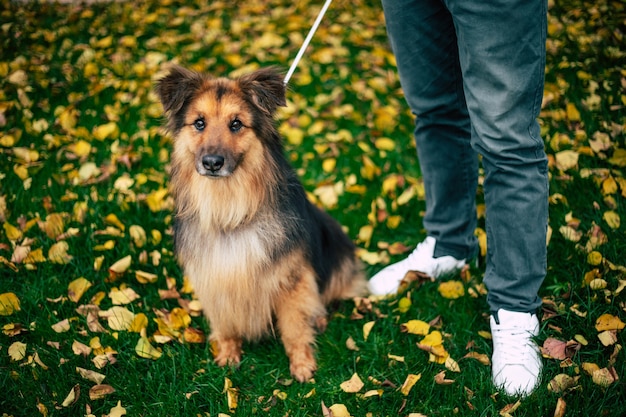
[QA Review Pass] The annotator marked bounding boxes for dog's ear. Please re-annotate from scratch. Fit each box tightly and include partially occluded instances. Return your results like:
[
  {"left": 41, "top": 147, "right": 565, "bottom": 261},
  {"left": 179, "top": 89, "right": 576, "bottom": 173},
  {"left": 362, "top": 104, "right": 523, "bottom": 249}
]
[
  {"left": 155, "top": 65, "right": 205, "bottom": 120},
  {"left": 238, "top": 68, "right": 287, "bottom": 116}
]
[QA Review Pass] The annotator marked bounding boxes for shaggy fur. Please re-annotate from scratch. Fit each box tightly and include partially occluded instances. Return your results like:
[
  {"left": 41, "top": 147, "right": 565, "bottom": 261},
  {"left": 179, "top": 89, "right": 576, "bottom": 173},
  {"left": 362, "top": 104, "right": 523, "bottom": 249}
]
[{"left": 155, "top": 65, "right": 368, "bottom": 382}]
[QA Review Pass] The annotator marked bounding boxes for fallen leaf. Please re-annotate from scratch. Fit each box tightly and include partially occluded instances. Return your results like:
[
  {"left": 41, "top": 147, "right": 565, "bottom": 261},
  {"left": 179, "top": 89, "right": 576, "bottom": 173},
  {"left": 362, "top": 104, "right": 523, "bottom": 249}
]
[
  {"left": 77, "top": 367, "right": 106, "bottom": 384},
  {"left": 547, "top": 374, "right": 580, "bottom": 393},
  {"left": 400, "top": 319, "right": 430, "bottom": 335},
  {"left": 106, "top": 401, "right": 126, "bottom": 417},
  {"left": 363, "top": 321, "right": 375, "bottom": 341},
  {"left": 340, "top": 373, "right": 364, "bottom": 393},
  {"left": 400, "top": 373, "right": 421, "bottom": 395},
  {"left": 438, "top": 280, "right": 465, "bottom": 299},
  {"left": 0, "top": 292, "right": 21, "bottom": 315},
  {"left": 100, "top": 306, "right": 134, "bottom": 331},
  {"left": 89, "top": 384, "right": 116, "bottom": 400},
  {"left": 463, "top": 351, "right": 491, "bottom": 366},
  {"left": 135, "top": 336, "right": 162, "bottom": 359},
  {"left": 51, "top": 318, "right": 71, "bottom": 333},
  {"left": 68, "top": 277, "right": 92, "bottom": 303},
  {"left": 595, "top": 314, "right": 625, "bottom": 331},
  {"left": 434, "top": 370, "right": 455, "bottom": 385},
  {"left": 61, "top": 384, "right": 80, "bottom": 407},
  {"left": 8, "top": 341, "right": 27, "bottom": 361}
]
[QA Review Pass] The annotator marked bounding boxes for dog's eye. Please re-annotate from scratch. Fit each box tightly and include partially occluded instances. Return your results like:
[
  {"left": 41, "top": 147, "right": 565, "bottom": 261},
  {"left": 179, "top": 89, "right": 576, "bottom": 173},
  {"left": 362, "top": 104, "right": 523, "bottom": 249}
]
[
  {"left": 229, "top": 119, "right": 243, "bottom": 132},
  {"left": 193, "top": 119, "right": 205, "bottom": 131}
]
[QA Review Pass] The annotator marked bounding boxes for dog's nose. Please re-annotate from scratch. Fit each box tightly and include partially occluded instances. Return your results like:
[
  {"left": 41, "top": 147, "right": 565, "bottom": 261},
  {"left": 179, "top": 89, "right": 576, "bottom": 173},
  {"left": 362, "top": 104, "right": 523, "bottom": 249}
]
[{"left": 202, "top": 154, "right": 225, "bottom": 173}]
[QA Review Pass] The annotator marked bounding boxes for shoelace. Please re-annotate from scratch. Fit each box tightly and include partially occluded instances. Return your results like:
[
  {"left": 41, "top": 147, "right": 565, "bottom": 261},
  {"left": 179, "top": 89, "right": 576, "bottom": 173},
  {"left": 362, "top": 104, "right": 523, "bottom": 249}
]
[{"left": 493, "top": 325, "right": 537, "bottom": 366}]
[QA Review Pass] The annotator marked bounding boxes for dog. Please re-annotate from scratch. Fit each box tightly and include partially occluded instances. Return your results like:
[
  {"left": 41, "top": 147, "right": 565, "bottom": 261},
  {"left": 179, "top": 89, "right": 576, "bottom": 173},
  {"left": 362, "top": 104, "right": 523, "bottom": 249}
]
[{"left": 155, "top": 65, "right": 368, "bottom": 382}]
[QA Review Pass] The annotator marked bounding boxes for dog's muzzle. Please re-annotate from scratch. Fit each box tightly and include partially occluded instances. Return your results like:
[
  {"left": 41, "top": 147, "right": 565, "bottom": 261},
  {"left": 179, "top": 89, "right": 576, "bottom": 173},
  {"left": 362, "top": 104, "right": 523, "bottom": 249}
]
[{"left": 196, "top": 153, "right": 232, "bottom": 177}]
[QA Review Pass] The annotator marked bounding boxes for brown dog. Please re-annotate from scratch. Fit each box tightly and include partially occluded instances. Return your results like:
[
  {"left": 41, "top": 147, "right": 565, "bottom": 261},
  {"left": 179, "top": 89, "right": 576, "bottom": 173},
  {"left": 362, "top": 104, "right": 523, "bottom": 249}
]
[{"left": 155, "top": 66, "right": 367, "bottom": 382}]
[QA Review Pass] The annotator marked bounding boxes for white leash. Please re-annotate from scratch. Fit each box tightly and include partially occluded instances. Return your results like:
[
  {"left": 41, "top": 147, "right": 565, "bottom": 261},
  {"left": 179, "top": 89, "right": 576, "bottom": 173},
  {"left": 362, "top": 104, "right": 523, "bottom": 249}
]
[{"left": 283, "top": 0, "right": 333, "bottom": 86}]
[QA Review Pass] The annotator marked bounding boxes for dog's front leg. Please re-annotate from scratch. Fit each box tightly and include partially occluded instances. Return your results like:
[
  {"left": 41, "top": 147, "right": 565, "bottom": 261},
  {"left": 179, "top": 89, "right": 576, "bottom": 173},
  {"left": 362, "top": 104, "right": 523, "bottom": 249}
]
[
  {"left": 211, "top": 332, "right": 243, "bottom": 367},
  {"left": 275, "top": 270, "right": 326, "bottom": 383}
]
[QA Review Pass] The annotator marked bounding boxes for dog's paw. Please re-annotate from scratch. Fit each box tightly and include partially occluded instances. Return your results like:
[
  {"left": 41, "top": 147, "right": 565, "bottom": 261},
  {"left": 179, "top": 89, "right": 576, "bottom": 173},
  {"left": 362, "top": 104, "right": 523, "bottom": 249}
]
[
  {"left": 290, "top": 360, "right": 317, "bottom": 383},
  {"left": 212, "top": 338, "right": 242, "bottom": 367}
]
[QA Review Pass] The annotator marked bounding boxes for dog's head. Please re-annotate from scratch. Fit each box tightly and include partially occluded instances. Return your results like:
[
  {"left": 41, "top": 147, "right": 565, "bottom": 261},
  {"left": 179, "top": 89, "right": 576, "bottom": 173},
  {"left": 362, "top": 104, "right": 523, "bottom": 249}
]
[{"left": 155, "top": 66, "right": 286, "bottom": 178}]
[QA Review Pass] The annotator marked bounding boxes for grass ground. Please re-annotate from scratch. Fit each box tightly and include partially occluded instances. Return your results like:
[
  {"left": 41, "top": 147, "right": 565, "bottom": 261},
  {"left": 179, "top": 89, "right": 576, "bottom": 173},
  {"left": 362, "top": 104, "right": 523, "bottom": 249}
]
[{"left": 1, "top": 0, "right": 625, "bottom": 416}]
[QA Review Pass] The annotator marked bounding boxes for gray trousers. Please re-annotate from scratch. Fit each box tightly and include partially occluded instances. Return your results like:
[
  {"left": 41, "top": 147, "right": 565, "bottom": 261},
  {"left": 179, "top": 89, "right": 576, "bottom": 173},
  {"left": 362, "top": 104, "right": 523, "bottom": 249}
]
[{"left": 382, "top": 0, "right": 549, "bottom": 313}]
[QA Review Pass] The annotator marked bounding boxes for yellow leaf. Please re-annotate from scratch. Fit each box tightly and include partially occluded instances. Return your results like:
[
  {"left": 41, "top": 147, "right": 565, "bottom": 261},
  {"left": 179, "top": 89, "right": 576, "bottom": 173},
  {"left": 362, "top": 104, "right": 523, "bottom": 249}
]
[
  {"left": 400, "top": 373, "right": 421, "bottom": 396},
  {"left": 400, "top": 319, "right": 430, "bottom": 336},
  {"left": 340, "top": 373, "right": 364, "bottom": 393},
  {"left": 438, "top": 280, "right": 465, "bottom": 299},
  {"left": 0, "top": 292, "right": 21, "bottom": 315},
  {"left": 107, "top": 401, "right": 127, "bottom": 417},
  {"left": 100, "top": 306, "right": 134, "bottom": 331},
  {"left": 322, "top": 158, "right": 336, "bottom": 173},
  {"left": 145, "top": 188, "right": 170, "bottom": 212},
  {"left": 135, "top": 270, "right": 158, "bottom": 284},
  {"left": 61, "top": 384, "right": 80, "bottom": 408},
  {"left": 67, "top": 139, "right": 92, "bottom": 158},
  {"left": 444, "top": 356, "right": 461, "bottom": 373},
  {"left": 603, "top": 211, "right": 620, "bottom": 230},
  {"left": 129, "top": 225, "right": 146, "bottom": 247},
  {"left": 374, "top": 137, "right": 396, "bottom": 151},
  {"left": 109, "top": 255, "right": 132, "bottom": 276},
  {"left": 357, "top": 225, "right": 373, "bottom": 247},
  {"left": 608, "top": 148, "right": 626, "bottom": 167},
  {"left": 602, "top": 177, "right": 618, "bottom": 195},
  {"left": 76, "top": 367, "right": 106, "bottom": 384},
  {"left": 547, "top": 374, "right": 580, "bottom": 393},
  {"left": 48, "top": 241, "right": 73, "bottom": 264},
  {"left": 8, "top": 341, "right": 27, "bottom": 361},
  {"left": 93, "top": 122, "right": 119, "bottom": 141},
  {"left": 3, "top": 222, "right": 23, "bottom": 241},
  {"left": 128, "top": 313, "right": 148, "bottom": 333},
  {"left": 595, "top": 314, "right": 625, "bottom": 331},
  {"left": 109, "top": 286, "right": 140, "bottom": 305},
  {"left": 363, "top": 321, "right": 375, "bottom": 341},
  {"left": 327, "top": 404, "right": 351, "bottom": 417},
  {"left": 555, "top": 150, "right": 579, "bottom": 171},
  {"left": 105, "top": 213, "right": 125, "bottom": 231},
  {"left": 135, "top": 336, "right": 162, "bottom": 359},
  {"left": 597, "top": 330, "right": 618, "bottom": 346},
  {"left": 397, "top": 297, "right": 411, "bottom": 313},
  {"left": 566, "top": 102, "right": 581, "bottom": 121},
  {"left": 68, "top": 277, "right": 92, "bottom": 303},
  {"left": 51, "top": 318, "right": 71, "bottom": 333},
  {"left": 587, "top": 251, "right": 603, "bottom": 266}
]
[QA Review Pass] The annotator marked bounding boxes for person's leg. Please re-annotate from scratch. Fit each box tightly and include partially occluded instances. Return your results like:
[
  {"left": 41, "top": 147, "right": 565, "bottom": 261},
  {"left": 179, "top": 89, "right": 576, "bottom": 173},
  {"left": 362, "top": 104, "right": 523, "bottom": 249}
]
[
  {"left": 448, "top": 0, "right": 549, "bottom": 314},
  {"left": 447, "top": 0, "right": 549, "bottom": 396},
  {"left": 381, "top": 0, "right": 478, "bottom": 259}
]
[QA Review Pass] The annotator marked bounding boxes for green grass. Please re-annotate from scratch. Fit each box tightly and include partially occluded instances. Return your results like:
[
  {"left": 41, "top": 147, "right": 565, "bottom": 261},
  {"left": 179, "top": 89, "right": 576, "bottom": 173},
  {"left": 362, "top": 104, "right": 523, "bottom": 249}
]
[{"left": 1, "top": 0, "right": 625, "bottom": 416}]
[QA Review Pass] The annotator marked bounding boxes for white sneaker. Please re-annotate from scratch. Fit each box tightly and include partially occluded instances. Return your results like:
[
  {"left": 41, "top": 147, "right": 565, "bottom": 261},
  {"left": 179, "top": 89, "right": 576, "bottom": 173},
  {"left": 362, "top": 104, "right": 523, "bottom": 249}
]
[
  {"left": 490, "top": 309, "right": 542, "bottom": 397},
  {"left": 368, "top": 236, "right": 466, "bottom": 295}
]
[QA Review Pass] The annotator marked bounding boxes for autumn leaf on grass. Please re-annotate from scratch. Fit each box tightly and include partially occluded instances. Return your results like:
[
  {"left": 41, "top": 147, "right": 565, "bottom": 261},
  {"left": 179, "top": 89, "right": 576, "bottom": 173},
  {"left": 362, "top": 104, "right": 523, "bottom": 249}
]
[
  {"left": 400, "top": 373, "right": 421, "bottom": 396},
  {"left": 322, "top": 402, "right": 352, "bottom": 417},
  {"left": 8, "top": 341, "right": 27, "bottom": 361},
  {"left": 77, "top": 367, "right": 106, "bottom": 384},
  {"left": 109, "top": 285, "right": 140, "bottom": 305},
  {"left": 106, "top": 401, "right": 127, "bottom": 417},
  {"left": 540, "top": 337, "right": 581, "bottom": 360},
  {"left": 340, "top": 373, "right": 364, "bottom": 393},
  {"left": 224, "top": 377, "right": 238, "bottom": 412},
  {"left": 99, "top": 306, "right": 134, "bottom": 331},
  {"left": 68, "top": 277, "right": 92, "bottom": 303},
  {"left": 417, "top": 331, "right": 449, "bottom": 364},
  {"left": 438, "top": 280, "right": 465, "bottom": 299},
  {"left": 400, "top": 319, "right": 430, "bottom": 336},
  {"left": 108, "top": 255, "right": 132, "bottom": 281},
  {"left": 89, "top": 384, "right": 116, "bottom": 400},
  {"left": 0, "top": 292, "right": 21, "bottom": 315},
  {"left": 547, "top": 374, "right": 580, "bottom": 393},
  {"left": 62, "top": 384, "right": 80, "bottom": 408},
  {"left": 595, "top": 314, "right": 625, "bottom": 331},
  {"left": 48, "top": 241, "right": 73, "bottom": 264},
  {"left": 135, "top": 335, "right": 162, "bottom": 359}
]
